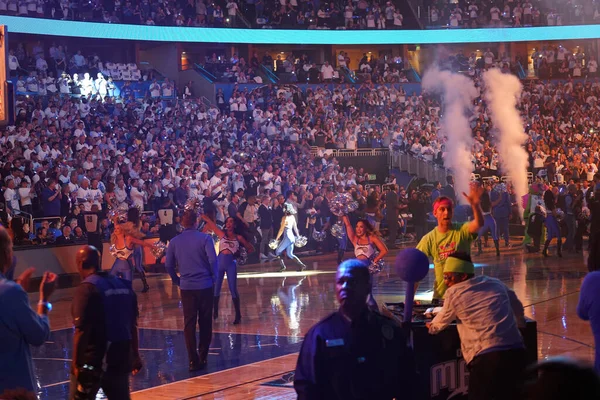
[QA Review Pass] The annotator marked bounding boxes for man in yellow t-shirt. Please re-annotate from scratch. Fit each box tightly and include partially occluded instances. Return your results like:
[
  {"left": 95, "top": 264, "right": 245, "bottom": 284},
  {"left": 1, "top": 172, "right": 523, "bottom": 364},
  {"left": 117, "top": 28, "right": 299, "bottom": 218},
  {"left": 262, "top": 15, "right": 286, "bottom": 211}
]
[{"left": 416, "top": 184, "right": 484, "bottom": 300}]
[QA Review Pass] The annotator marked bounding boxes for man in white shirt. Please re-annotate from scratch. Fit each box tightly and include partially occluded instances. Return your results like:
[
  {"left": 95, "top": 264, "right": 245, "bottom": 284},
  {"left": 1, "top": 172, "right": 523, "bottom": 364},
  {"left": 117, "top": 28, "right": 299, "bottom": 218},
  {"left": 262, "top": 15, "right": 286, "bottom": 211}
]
[
  {"left": 3, "top": 179, "right": 19, "bottom": 213},
  {"left": 35, "top": 55, "right": 48, "bottom": 74},
  {"left": 428, "top": 253, "right": 526, "bottom": 400},
  {"left": 8, "top": 50, "right": 20, "bottom": 77},
  {"left": 320, "top": 61, "right": 334, "bottom": 82},
  {"left": 77, "top": 178, "right": 93, "bottom": 212},
  {"left": 149, "top": 80, "right": 161, "bottom": 98},
  {"left": 162, "top": 79, "right": 174, "bottom": 97}
]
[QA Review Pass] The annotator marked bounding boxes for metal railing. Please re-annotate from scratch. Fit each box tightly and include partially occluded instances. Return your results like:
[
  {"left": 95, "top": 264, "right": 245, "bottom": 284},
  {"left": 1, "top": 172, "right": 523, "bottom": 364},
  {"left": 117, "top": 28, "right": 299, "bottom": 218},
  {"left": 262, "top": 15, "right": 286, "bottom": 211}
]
[
  {"left": 235, "top": 10, "right": 252, "bottom": 28},
  {"left": 389, "top": 151, "right": 449, "bottom": 184},
  {"left": 309, "top": 148, "right": 389, "bottom": 157}
]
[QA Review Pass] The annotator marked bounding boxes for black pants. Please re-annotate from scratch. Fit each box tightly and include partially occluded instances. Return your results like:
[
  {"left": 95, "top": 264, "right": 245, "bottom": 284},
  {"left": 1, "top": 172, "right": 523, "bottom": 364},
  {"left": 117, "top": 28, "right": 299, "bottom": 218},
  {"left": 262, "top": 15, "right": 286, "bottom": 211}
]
[
  {"left": 468, "top": 348, "right": 527, "bottom": 400},
  {"left": 181, "top": 287, "right": 214, "bottom": 364},
  {"left": 69, "top": 372, "right": 130, "bottom": 400}
]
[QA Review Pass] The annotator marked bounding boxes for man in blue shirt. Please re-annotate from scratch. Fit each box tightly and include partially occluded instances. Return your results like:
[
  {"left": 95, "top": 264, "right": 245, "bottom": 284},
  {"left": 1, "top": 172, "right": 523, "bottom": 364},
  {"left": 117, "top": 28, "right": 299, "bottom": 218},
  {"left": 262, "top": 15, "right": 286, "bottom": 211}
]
[
  {"left": 0, "top": 226, "right": 57, "bottom": 395},
  {"left": 577, "top": 271, "right": 600, "bottom": 372},
  {"left": 166, "top": 210, "right": 218, "bottom": 371},
  {"left": 41, "top": 178, "right": 62, "bottom": 217}
]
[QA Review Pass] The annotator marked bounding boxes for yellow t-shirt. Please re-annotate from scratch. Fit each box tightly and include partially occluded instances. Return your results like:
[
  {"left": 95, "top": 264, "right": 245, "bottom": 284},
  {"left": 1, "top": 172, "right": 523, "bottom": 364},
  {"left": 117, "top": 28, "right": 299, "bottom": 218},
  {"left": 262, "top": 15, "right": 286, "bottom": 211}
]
[
  {"left": 417, "top": 223, "right": 477, "bottom": 299},
  {"left": 417, "top": 223, "right": 476, "bottom": 268}
]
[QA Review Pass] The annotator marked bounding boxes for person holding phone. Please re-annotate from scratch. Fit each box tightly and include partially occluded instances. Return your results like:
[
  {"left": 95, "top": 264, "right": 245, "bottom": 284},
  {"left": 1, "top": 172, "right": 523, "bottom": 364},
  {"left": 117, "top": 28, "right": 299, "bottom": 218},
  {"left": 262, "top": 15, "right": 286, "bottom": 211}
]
[{"left": 0, "top": 226, "right": 57, "bottom": 394}]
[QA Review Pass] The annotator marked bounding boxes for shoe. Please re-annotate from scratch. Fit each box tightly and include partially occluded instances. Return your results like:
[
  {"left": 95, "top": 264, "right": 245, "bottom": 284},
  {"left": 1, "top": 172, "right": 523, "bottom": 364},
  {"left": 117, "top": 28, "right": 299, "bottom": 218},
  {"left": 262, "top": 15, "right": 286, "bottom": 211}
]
[
  {"left": 189, "top": 361, "right": 202, "bottom": 372},
  {"left": 268, "top": 253, "right": 277, "bottom": 259},
  {"left": 233, "top": 297, "right": 241, "bottom": 325},
  {"left": 260, "top": 254, "right": 269, "bottom": 261}
]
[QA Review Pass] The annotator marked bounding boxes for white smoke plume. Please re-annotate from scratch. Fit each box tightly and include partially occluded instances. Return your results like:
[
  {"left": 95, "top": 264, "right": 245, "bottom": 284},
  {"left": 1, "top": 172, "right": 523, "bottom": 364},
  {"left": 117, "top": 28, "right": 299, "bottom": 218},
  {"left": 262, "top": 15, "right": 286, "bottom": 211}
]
[
  {"left": 422, "top": 66, "right": 478, "bottom": 204},
  {"left": 483, "top": 69, "right": 529, "bottom": 219}
]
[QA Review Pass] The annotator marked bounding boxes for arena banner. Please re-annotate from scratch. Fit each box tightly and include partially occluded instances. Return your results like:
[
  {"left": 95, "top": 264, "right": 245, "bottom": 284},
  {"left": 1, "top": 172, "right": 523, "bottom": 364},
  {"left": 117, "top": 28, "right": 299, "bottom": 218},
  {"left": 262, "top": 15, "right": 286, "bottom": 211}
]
[{"left": 0, "top": 15, "right": 599, "bottom": 44}]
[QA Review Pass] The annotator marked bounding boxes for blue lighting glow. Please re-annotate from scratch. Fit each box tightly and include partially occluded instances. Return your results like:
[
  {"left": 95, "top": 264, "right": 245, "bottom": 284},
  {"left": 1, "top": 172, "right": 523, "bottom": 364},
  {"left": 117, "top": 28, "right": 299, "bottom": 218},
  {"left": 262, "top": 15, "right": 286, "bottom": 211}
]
[{"left": 0, "top": 16, "right": 599, "bottom": 44}]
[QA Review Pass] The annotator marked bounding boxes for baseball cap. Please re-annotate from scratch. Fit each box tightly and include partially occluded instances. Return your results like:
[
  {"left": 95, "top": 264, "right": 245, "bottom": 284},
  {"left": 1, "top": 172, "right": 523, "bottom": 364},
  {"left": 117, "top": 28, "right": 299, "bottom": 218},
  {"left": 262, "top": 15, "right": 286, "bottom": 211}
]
[{"left": 444, "top": 255, "right": 475, "bottom": 275}]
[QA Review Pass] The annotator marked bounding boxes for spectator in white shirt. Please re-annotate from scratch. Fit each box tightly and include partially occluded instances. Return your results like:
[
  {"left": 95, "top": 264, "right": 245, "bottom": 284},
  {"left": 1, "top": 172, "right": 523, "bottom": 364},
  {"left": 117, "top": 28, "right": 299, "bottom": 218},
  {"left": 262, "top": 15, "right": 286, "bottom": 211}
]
[
  {"left": 428, "top": 253, "right": 526, "bottom": 400},
  {"left": 3, "top": 179, "right": 19, "bottom": 213},
  {"left": 320, "top": 61, "right": 334, "bottom": 82},
  {"left": 8, "top": 50, "right": 20, "bottom": 77},
  {"left": 161, "top": 79, "right": 173, "bottom": 97}
]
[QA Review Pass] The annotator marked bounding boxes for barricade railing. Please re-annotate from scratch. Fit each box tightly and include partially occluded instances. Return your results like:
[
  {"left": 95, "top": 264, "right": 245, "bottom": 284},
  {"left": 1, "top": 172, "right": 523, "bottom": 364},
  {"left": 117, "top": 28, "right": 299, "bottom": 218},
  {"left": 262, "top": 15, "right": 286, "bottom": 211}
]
[
  {"left": 390, "top": 151, "right": 448, "bottom": 184},
  {"left": 309, "top": 148, "right": 389, "bottom": 157}
]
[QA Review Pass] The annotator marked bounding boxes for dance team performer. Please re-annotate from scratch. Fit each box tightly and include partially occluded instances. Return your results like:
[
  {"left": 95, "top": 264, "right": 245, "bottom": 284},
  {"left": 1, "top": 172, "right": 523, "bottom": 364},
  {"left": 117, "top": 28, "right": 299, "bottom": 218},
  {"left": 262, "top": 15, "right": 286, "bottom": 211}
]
[
  {"left": 109, "top": 209, "right": 153, "bottom": 283},
  {"left": 342, "top": 215, "right": 388, "bottom": 311},
  {"left": 202, "top": 215, "right": 254, "bottom": 324},
  {"left": 275, "top": 203, "right": 308, "bottom": 272}
]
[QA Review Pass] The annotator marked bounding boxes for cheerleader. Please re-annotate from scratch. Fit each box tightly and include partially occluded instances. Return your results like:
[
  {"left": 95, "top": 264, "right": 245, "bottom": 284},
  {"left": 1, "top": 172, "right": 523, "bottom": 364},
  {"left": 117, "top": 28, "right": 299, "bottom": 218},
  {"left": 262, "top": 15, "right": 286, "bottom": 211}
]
[
  {"left": 127, "top": 207, "right": 151, "bottom": 292},
  {"left": 342, "top": 215, "right": 388, "bottom": 311},
  {"left": 275, "top": 203, "right": 307, "bottom": 272},
  {"left": 110, "top": 210, "right": 153, "bottom": 285},
  {"left": 202, "top": 215, "right": 254, "bottom": 324}
]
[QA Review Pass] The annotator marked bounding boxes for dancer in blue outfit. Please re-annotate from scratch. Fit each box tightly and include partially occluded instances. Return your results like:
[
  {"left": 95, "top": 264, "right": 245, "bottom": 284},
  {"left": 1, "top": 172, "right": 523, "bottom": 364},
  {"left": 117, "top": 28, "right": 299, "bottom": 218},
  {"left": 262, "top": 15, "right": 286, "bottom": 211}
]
[
  {"left": 110, "top": 211, "right": 152, "bottom": 282},
  {"left": 202, "top": 215, "right": 254, "bottom": 324},
  {"left": 342, "top": 215, "right": 388, "bottom": 311},
  {"left": 275, "top": 203, "right": 308, "bottom": 272},
  {"left": 127, "top": 207, "right": 150, "bottom": 292}
]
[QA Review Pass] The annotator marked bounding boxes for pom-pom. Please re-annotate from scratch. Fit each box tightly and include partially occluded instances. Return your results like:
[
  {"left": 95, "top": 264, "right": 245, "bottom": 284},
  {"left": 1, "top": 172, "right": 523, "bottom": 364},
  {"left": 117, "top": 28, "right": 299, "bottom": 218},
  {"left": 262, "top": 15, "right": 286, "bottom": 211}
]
[
  {"left": 151, "top": 241, "right": 167, "bottom": 259},
  {"left": 330, "top": 222, "right": 345, "bottom": 239},
  {"left": 312, "top": 230, "right": 327, "bottom": 242},
  {"left": 368, "top": 259, "right": 385, "bottom": 274},
  {"left": 294, "top": 236, "right": 308, "bottom": 247},
  {"left": 237, "top": 247, "right": 248, "bottom": 265},
  {"left": 269, "top": 239, "right": 280, "bottom": 250}
]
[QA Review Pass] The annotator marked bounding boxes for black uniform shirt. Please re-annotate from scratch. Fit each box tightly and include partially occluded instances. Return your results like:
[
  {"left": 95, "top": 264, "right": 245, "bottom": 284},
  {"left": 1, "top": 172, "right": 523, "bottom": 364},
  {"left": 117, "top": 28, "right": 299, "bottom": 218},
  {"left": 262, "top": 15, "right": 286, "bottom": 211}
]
[
  {"left": 294, "top": 309, "right": 415, "bottom": 400},
  {"left": 71, "top": 272, "right": 138, "bottom": 375}
]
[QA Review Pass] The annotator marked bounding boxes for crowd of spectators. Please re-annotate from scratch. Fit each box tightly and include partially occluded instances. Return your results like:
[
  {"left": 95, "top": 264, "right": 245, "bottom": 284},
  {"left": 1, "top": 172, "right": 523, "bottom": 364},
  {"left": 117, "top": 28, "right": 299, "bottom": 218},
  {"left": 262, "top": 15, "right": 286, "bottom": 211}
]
[
  {"left": 426, "top": 0, "right": 600, "bottom": 28},
  {"left": 0, "top": 0, "right": 407, "bottom": 29},
  {"left": 2, "top": 41, "right": 600, "bottom": 255},
  {"left": 3, "top": 0, "right": 599, "bottom": 29},
  {"left": 204, "top": 50, "right": 409, "bottom": 84},
  {"left": 8, "top": 42, "right": 170, "bottom": 98}
]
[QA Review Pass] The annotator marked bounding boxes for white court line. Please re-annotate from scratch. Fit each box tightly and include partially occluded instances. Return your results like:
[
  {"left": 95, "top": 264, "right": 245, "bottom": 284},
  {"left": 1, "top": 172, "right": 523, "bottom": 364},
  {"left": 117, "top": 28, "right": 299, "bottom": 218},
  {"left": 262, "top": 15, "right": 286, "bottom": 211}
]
[
  {"left": 41, "top": 380, "right": 70, "bottom": 388},
  {"left": 131, "top": 352, "right": 298, "bottom": 394},
  {"left": 140, "top": 326, "right": 305, "bottom": 339},
  {"left": 33, "top": 357, "right": 72, "bottom": 362},
  {"left": 248, "top": 343, "right": 278, "bottom": 348},
  {"left": 139, "top": 348, "right": 163, "bottom": 351}
]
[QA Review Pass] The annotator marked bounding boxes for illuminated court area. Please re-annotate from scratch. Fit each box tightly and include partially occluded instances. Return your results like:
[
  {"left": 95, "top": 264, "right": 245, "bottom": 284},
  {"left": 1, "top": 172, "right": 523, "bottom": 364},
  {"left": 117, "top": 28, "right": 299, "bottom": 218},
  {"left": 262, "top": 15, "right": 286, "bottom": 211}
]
[{"left": 31, "top": 240, "right": 594, "bottom": 399}]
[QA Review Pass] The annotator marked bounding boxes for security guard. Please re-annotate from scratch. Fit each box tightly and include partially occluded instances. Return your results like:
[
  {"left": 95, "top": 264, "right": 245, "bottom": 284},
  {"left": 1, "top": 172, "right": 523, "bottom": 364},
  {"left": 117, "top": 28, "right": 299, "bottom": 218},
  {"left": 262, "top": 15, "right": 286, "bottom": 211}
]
[
  {"left": 294, "top": 259, "right": 416, "bottom": 400},
  {"left": 70, "top": 246, "right": 142, "bottom": 400}
]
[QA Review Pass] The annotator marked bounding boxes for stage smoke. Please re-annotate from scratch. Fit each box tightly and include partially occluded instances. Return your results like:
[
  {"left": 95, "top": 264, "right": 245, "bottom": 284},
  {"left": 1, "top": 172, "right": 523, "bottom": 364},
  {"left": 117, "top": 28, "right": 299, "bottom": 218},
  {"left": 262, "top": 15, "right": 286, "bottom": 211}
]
[
  {"left": 483, "top": 69, "right": 529, "bottom": 219},
  {"left": 422, "top": 67, "right": 478, "bottom": 204}
]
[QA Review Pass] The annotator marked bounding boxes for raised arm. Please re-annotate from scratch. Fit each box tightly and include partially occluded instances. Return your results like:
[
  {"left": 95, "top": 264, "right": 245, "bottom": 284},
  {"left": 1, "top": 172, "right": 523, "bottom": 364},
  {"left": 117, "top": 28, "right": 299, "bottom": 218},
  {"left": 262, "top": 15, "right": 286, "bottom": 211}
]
[
  {"left": 463, "top": 184, "right": 484, "bottom": 234},
  {"left": 201, "top": 214, "right": 225, "bottom": 239},
  {"left": 342, "top": 215, "right": 357, "bottom": 245}
]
